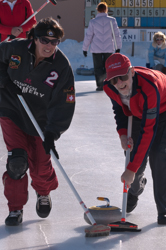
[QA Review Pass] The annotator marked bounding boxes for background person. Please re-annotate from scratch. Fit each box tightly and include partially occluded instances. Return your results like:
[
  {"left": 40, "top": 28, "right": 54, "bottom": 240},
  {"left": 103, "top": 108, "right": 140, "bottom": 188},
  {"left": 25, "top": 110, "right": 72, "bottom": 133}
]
[
  {"left": 103, "top": 53, "right": 166, "bottom": 225},
  {"left": 0, "top": 0, "right": 36, "bottom": 42},
  {"left": 0, "top": 17, "right": 75, "bottom": 226},
  {"left": 146, "top": 31, "right": 166, "bottom": 73},
  {"left": 82, "top": 2, "right": 122, "bottom": 91}
]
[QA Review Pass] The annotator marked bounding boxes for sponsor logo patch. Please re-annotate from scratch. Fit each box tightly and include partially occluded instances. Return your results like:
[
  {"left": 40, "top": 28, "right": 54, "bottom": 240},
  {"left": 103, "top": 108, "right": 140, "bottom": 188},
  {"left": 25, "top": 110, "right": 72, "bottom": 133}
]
[
  {"left": 24, "top": 78, "right": 32, "bottom": 84},
  {"left": 108, "top": 62, "right": 121, "bottom": 69},
  {"left": 64, "top": 86, "right": 75, "bottom": 103},
  {"left": 64, "top": 86, "right": 75, "bottom": 93},
  {"left": 9, "top": 55, "right": 21, "bottom": 69},
  {"left": 47, "top": 30, "right": 55, "bottom": 37},
  {"left": 66, "top": 94, "right": 75, "bottom": 103}
]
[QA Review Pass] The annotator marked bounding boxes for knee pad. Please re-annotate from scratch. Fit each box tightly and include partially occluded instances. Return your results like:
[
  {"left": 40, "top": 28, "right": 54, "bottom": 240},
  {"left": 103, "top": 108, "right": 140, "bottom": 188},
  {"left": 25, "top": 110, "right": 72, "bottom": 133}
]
[{"left": 6, "top": 148, "right": 28, "bottom": 180}]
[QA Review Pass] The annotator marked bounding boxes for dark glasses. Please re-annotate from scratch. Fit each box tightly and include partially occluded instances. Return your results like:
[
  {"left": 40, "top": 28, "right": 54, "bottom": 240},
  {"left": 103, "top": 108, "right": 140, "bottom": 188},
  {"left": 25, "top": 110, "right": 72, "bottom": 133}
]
[
  {"left": 156, "top": 38, "right": 163, "bottom": 41},
  {"left": 38, "top": 36, "right": 60, "bottom": 46},
  {"left": 110, "top": 69, "right": 130, "bottom": 85}
]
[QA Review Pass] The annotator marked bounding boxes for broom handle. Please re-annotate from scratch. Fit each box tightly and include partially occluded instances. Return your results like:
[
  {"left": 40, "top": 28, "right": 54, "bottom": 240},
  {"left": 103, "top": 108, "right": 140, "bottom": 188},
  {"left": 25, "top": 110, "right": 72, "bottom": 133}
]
[
  {"left": 110, "top": 21, "right": 117, "bottom": 51},
  {"left": 17, "top": 95, "right": 96, "bottom": 225},
  {"left": 121, "top": 116, "right": 133, "bottom": 221}
]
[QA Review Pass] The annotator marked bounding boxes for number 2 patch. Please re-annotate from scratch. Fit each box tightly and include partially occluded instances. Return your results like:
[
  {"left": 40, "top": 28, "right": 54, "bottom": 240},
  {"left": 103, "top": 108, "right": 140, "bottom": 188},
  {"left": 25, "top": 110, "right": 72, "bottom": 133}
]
[{"left": 44, "top": 71, "right": 58, "bottom": 87}]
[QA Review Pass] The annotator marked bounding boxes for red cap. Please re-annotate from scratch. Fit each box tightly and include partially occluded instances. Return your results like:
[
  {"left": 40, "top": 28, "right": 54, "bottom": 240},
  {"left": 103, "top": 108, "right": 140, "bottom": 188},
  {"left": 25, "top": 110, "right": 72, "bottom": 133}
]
[{"left": 105, "top": 53, "right": 131, "bottom": 81}]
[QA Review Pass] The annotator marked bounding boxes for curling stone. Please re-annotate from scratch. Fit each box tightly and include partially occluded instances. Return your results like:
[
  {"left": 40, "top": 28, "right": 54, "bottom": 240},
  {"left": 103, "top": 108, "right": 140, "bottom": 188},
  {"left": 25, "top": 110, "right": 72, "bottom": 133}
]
[
  {"left": 76, "top": 66, "right": 94, "bottom": 76},
  {"left": 84, "top": 197, "right": 121, "bottom": 226}
]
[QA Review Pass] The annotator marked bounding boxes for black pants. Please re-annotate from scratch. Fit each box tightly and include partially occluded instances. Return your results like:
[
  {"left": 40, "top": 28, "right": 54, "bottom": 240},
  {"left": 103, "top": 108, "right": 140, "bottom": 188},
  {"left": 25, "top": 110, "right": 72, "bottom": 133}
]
[
  {"left": 92, "top": 53, "right": 112, "bottom": 87},
  {"left": 128, "top": 117, "right": 147, "bottom": 197},
  {"left": 129, "top": 113, "right": 166, "bottom": 215}
]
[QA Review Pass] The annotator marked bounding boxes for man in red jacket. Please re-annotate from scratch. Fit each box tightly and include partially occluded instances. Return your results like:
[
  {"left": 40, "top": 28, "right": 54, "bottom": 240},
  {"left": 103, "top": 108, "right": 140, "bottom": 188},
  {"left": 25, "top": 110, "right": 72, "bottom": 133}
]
[
  {"left": 103, "top": 53, "right": 166, "bottom": 224},
  {"left": 0, "top": 0, "right": 36, "bottom": 42}
]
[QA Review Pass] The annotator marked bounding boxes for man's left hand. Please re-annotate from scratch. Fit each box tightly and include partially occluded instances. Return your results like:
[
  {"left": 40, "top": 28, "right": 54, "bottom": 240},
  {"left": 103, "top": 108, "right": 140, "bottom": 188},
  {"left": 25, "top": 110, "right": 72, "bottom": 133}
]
[{"left": 121, "top": 169, "right": 135, "bottom": 188}]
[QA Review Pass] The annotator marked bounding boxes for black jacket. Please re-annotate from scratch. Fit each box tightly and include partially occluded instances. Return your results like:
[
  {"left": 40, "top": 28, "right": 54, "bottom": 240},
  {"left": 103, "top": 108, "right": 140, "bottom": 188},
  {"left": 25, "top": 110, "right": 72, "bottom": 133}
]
[{"left": 0, "top": 38, "right": 75, "bottom": 139}]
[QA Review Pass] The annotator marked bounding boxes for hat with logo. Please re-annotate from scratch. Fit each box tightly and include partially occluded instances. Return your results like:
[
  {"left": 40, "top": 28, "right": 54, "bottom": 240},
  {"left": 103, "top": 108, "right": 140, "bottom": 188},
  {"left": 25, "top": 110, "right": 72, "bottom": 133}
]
[
  {"left": 105, "top": 53, "right": 131, "bottom": 81},
  {"left": 34, "top": 28, "right": 57, "bottom": 38}
]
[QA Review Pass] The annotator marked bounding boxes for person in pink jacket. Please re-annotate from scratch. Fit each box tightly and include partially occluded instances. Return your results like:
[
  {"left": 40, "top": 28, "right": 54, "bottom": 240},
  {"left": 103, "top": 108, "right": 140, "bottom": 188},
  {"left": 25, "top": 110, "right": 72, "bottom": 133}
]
[
  {"left": 82, "top": 2, "right": 122, "bottom": 91},
  {"left": 0, "top": 0, "right": 36, "bottom": 42}
]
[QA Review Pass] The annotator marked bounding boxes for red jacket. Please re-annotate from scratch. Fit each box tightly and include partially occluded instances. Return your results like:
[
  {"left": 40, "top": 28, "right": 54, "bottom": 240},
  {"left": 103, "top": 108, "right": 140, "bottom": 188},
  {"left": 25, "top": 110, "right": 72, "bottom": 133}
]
[
  {"left": 103, "top": 67, "right": 166, "bottom": 172},
  {"left": 0, "top": 0, "right": 36, "bottom": 41}
]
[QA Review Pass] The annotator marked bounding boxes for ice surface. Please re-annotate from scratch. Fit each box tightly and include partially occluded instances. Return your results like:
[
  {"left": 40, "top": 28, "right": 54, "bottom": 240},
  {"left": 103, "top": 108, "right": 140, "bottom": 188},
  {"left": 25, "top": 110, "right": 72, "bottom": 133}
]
[{"left": 0, "top": 40, "right": 165, "bottom": 250}]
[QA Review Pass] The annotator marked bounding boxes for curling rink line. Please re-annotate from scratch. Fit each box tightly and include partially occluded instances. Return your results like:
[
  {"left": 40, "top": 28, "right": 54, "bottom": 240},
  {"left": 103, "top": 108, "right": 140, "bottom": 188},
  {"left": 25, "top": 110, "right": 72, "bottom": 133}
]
[
  {"left": 39, "top": 224, "right": 50, "bottom": 247},
  {"left": 0, "top": 154, "right": 7, "bottom": 162},
  {"left": 74, "top": 144, "right": 94, "bottom": 152},
  {"left": 70, "top": 169, "right": 92, "bottom": 184}
]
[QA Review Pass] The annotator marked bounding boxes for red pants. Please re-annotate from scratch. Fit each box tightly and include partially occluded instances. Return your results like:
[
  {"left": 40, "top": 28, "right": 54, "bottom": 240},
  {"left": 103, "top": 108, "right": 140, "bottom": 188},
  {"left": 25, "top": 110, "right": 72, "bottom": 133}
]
[{"left": 0, "top": 117, "right": 58, "bottom": 211}]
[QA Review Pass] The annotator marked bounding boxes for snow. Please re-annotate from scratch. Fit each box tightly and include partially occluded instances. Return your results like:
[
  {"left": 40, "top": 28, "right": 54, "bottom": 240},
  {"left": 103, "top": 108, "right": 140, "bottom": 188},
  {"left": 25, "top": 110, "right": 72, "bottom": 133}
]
[{"left": 58, "top": 39, "right": 151, "bottom": 73}]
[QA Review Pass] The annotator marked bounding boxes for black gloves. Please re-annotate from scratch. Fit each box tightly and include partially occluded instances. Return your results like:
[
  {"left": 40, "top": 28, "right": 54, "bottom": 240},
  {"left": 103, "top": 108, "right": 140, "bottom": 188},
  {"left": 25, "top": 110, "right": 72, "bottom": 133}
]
[
  {"left": 115, "top": 49, "right": 120, "bottom": 53},
  {"left": 5, "top": 80, "right": 22, "bottom": 95},
  {"left": 9, "top": 35, "right": 16, "bottom": 40},
  {"left": 83, "top": 51, "right": 87, "bottom": 57},
  {"left": 162, "top": 67, "right": 166, "bottom": 74},
  {"left": 43, "top": 131, "right": 59, "bottom": 159},
  {"left": 146, "top": 63, "right": 151, "bottom": 69}
]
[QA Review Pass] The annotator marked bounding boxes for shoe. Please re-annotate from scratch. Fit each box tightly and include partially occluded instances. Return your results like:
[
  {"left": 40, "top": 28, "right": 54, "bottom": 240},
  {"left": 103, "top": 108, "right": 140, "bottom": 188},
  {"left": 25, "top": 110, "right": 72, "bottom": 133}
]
[
  {"left": 127, "top": 177, "right": 147, "bottom": 213},
  {"left": 126, "top": 193, "right": 138, "bottom": 213},
  {"left": 96, "top": 86, "right": 103, "bottom": 91},
  {"left": 5, "top": 210, "right": 23, "bottom": 226},
  {"left": 36, "top": 192, "right": 52, "bottom": 218},
  {"left": 158, "top": 214, "right": 166, "bottom": 225},
  {"left": 137, "top": 177, "right": 147, "bottom": 196}
]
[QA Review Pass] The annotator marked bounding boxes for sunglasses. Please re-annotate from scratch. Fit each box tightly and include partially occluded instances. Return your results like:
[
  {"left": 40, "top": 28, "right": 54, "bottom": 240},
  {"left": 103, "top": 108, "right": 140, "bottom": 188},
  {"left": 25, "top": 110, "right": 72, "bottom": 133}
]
[
  {"left": 38, "top": 36, "right": 60, "bottom": 46},
  {"left": 156, "top": 38, "right": 163, "bottom": 41},
  {"left": 110, "top": 68, "right": 130, "bottom": 85}
]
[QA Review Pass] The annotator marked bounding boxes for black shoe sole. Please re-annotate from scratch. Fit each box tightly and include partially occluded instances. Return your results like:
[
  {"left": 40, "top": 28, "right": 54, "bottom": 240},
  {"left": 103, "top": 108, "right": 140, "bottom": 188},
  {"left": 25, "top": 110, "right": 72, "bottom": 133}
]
[
  {"left": 5, "top": 217, "right": 22, "bottom": 226},
  {"left": 36, "top": 210, "right": 51, "bottom": 218},
  {"left": 36, "top": 202, "right": 52, "bottom": 218},
  {"left": 158, "top": 221, "right": 166, "bottom": 225},
  {"left": 127, "top": 204, "right": 137, "bottom": 213},
  {"left": 158, "top": 215, "right": 166, "bottom": 225}
]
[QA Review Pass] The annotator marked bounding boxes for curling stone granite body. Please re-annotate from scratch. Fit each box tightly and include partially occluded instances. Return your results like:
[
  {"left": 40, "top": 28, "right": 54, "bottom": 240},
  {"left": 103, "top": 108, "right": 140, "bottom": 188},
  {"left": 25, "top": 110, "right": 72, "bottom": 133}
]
[
  {"left": 84, "top": 205, "right": 121, "bottom": 225},
  {"left": 76, "top": 67, "right": 94, "bottom": 75}
]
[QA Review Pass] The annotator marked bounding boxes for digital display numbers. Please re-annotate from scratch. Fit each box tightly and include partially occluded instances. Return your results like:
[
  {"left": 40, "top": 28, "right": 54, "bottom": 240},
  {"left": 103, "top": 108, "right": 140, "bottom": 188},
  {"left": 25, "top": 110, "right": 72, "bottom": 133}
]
[{"left": 85, "top": 0, "right": 166, "bottom": 28}]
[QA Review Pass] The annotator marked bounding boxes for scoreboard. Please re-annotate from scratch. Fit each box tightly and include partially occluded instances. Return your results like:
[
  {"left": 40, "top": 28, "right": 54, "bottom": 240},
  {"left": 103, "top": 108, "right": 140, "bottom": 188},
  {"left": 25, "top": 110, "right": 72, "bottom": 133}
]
[{"left": 85, "top": 0, "right": 166, "bottom": 28}]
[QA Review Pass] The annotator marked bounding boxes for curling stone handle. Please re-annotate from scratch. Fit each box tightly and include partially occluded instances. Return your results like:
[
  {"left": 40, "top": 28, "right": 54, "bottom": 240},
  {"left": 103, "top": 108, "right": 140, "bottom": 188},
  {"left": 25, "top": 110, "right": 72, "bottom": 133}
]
[{"left": 97, "top": 197, "right": 110, "bottom": 207}]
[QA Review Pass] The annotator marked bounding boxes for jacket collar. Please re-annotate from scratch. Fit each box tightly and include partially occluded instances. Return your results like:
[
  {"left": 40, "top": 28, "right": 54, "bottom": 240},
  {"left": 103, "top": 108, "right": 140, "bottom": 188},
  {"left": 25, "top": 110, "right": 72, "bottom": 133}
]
[
  {"left": 3, "top": 0, "right": 17, "bottom": 10},
  {"left": 3, "top": 0, "right": 17, "bottom": 3},
  {"left": 152, "top": 41, "right": 166, "bottom": 49},
  {"left": 2, "top": 0, "right": 23, "bottom": 4},
  {"left": 96, "top": 13, "right": 108, "bottom": 18},
  {"left": 131, "top": 72, "right": 139, "bottom": 97}
]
